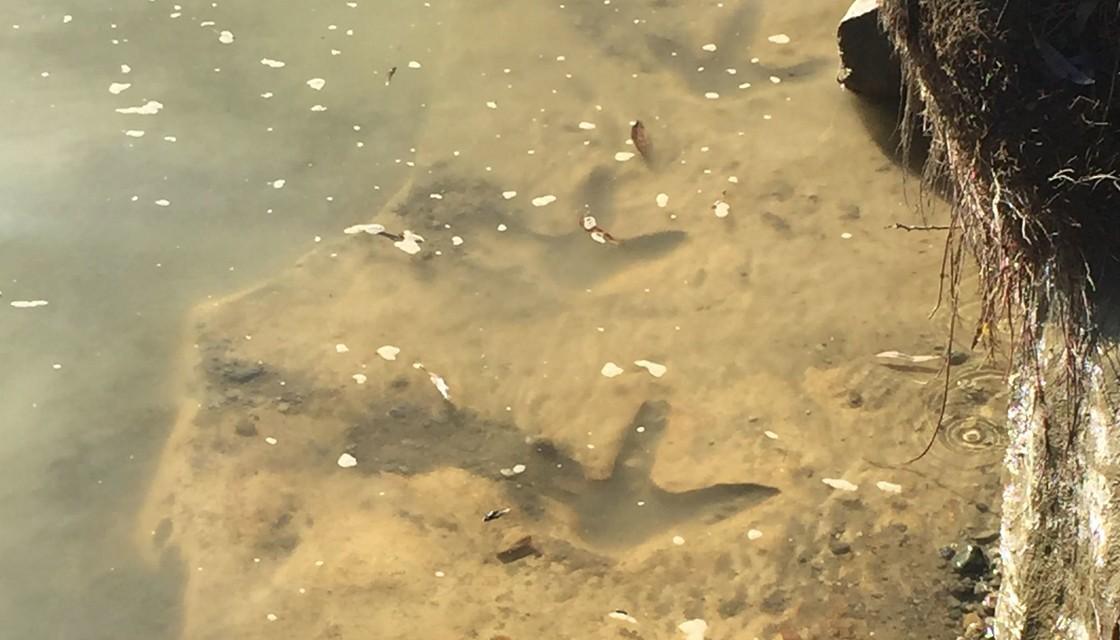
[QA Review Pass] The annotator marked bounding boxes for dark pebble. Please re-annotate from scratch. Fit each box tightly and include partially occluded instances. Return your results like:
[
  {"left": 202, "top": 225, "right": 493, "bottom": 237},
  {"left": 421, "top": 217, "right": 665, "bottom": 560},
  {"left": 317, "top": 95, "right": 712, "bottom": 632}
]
[
  {"left": 950, "top": 578, "right": 977, "bottom": 599},
  {"left": 829, "top": 541, "right": 852, "bottom": 556}
]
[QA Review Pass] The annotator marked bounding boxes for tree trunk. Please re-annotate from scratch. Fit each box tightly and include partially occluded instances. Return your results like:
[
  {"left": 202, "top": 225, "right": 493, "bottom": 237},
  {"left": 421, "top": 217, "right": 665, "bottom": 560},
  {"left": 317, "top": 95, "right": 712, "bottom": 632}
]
[
  {"left": 871, "top": 1, "right": 1120, "bottom": 637},
  {"left": 997, "top": 328, "right": 1120, "bottom": 639}
]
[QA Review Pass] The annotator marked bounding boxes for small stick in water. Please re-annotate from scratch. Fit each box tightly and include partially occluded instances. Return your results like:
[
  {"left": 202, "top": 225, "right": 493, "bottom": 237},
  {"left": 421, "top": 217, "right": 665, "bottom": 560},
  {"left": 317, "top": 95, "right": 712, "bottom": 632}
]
[
  {"left": 630, "top": 120, "right": 652, "bottom": 161},
  {"left": 386, "top": 66, "right": 398, "bottom": 86}
]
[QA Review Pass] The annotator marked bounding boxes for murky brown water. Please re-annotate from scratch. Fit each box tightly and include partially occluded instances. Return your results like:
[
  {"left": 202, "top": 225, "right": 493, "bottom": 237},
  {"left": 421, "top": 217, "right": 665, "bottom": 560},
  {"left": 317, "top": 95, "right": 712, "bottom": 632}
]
[{"left": 1, "top": 1, "right": 1005, "bottom": 639}]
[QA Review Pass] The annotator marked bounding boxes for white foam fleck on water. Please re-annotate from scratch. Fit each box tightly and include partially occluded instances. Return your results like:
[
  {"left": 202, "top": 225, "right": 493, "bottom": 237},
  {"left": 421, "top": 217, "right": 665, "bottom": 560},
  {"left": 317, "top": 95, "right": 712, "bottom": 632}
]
[
  {"left": 747, "top": 529, "right": 763, "bottom": 540},
  {"left": 634, "top": 360, "right": 667, "bottom": 378},
  {"left": 713, "top": 200, "right": 731, "bottom": 218},
  {"left": 764, "top": 430, "right": 779, "bottom": 440},
  {"left": 738, "top": 82, "right": 752, "bottom": 89},
  {"left": 767, "top": 33, "right": 791, "bottom": 44},
  {"left": 264, "top": 437, "right": 278, "bottom": 445},
  {"left": 310, "top": 105, "right": 327, "bottom": 112},
  {"left": 428, "top": 372, "right": 451, "bottom": 400},
  {"left": 260, "top": 58, "right": 286, "bottom": 68},
  {"left": 270, "top": 179, "right": 286, "bottom": 189},
  {"left": 608, "top": 611, "right": 638, "bottom": 624},
  {"left": 704, "top": 91, "right": 719, "bottom": 99},
  {"left": 501, "top": 190, "right": 517, "bottom": 199},
  {"left": 343, "top": 223, "right": 386, "bottom": 235},
  {"left": 600, "top": 362, "right": 624, "bottom": 378},
  {"left": 823, "top": 478, "right": 859, "bottom": 492},
  {"left": 701, "top": 43, "right": 717, "bottom": 51},
  {"left": 163, "top": 136, "right": 177, "bottom": 142},
  {"left": 335, "top": 344, "right": 349, "bottom": 353},
  {"left": 10, "top": 300, "right": 48, "bottom": 309},
  {"left": 116, "top": 100, "right": 163, "bottom": 115},
  {"left": 407, "top": 60, "right": 421, "bottom": 68},
  {"left": 154, "top": 199, "right": 170, "bottom": 207},
  {"left": 306, "top": 78, "right": 325, "bottom": 90},
  {"left": 200, "top": 20, "right": 215, "bottom": 27},
  {"left": 769, "top": 75, "right": 781, "bottom": 84},
  {"left": 496, "top": 224, "right": 508, "bottom": 231},
  {"left": 656, "top": 193, "right": 669, "bottom": 208},
  {"left": 260, "top": 92, "right": 273, "bottom": 99},
  {"left": 266, "top": 614, "right": 278, "bottom": 622},
  {"left": 352, "top": 373, "right": 367, "bottom": 384},
  {"left": 485, "top": 100, "right": 497, "bottom": 109},
  {"left": 876, "top": 481, "right": 903, "bottom": 494},
  {"left": 451, "top": 236, "right": 463, "bottom": 246},
  {"left": 672, "top": 535, "right": 685, "bottom": 546},
  {"left": 531, "top": 195, "right": 556, "bottom": 207},
  {"left": 678, "top": 619, "right": 708, "bottom": 640},
  {"left": 728, "top": 176, "right": 739, "bottom": 183},
  {"left": 63, "top": 15, "right": 72, "bottom": 23},
  {"left": 218, "top": 30, "right": 234, "bottom": 44},
  {"left": 120, "top": 64, "right": 131, "bottom": 74},
  {"left": 393, "top": 230, "right": 424, "bottom": 255},
  {"left": 429, "top": 193, "right": 442, "bottom": 199},
  {"left": 614, "top": 151, "right": 635, "bottom": 162},
  {"left": 108, "top": 82, "right": 132, "bottom": 95},
  {"left": 578, "top": 121, "right": 596, "bottom": 130},
  {"left": 376, "top": 345, "right": 400, "bottom": 361},
  {"left": 337, "top": 453, "right": 358, "bottom": 468},
  {"left": 841, "top": 232, "right": 853, "bottom": 240},
  {"left": 124, "top": 130, "right": 144, "bottom": 137}
]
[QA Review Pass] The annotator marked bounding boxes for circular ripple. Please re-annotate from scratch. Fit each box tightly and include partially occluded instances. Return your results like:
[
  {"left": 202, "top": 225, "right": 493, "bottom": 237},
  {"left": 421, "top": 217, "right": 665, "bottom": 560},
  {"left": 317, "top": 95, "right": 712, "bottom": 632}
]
[
  {"left": 939, "top": 415, "right": 1006, "bottom": 457},
  {"left": 917, "top": 366, "right": 1009, "bottom": 467}
]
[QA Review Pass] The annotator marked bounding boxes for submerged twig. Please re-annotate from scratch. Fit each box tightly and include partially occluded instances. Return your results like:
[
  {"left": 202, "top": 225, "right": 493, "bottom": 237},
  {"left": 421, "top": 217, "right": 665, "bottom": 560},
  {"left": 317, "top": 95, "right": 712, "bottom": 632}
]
[{"left": 888, "top": 222, "right": 951, "bottom": 231}]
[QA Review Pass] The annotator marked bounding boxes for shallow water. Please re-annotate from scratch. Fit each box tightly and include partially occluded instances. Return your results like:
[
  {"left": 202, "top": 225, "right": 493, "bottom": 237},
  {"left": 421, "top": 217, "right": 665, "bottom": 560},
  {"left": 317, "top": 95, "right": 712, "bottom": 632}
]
[{"left": 1, "top": 1, "right": 1004, "bottom": 639}]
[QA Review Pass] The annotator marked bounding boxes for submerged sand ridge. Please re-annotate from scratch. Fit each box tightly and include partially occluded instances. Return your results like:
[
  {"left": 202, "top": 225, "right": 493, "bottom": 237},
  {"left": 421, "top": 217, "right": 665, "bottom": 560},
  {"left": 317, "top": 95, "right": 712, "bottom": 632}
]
[
  {"left": 137, "top": 169, "right": 1002, "bottom": 639},
  {"left": 137, "top": 1, "right": 1006, "bottom": 638}
]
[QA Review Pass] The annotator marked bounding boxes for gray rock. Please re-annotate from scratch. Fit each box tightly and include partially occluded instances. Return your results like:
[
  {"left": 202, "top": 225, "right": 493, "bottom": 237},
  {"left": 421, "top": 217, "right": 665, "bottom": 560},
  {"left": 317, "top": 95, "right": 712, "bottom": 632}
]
[
  {"left": 221, "top": 360, "right": 265, "bottom": 383},
  {"left": 837, "top": 0, "right": 902, "bottom": 102},
  {"left": 952, "top": 544, "right": 989, "bottom": 577}
]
